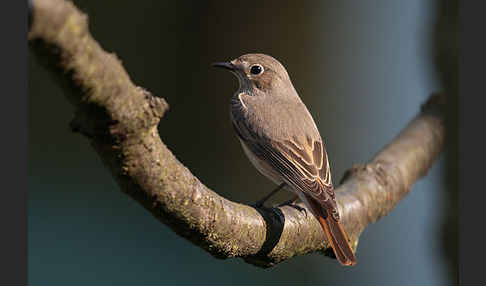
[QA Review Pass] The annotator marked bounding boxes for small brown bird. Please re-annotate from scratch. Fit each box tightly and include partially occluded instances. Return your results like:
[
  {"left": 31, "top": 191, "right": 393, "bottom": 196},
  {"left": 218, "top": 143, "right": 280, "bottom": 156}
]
[{"left": 213, "top": 53, "right": 357, "bottom": 266}]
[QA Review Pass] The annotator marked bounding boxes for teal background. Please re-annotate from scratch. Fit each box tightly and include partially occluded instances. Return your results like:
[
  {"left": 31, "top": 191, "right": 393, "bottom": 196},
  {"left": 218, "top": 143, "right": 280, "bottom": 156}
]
[{"left": 29, "top": 1, "right": 457, "bottom": 285}]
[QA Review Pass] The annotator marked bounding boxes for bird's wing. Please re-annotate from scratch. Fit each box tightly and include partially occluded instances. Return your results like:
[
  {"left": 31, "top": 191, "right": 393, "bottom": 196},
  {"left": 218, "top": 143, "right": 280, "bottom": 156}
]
[{"left": 234, "top": 119, "right": 340, "bottom": 221}]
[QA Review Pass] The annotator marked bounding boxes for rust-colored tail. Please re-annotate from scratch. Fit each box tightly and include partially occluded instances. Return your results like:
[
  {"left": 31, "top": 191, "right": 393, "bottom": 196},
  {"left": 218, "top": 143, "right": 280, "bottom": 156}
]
[
  {"left": 316, "top": 212, "right": 357, "bottom": 266},
  {"left": 305, "top": 196, "right": 357, "bottom": 266}
]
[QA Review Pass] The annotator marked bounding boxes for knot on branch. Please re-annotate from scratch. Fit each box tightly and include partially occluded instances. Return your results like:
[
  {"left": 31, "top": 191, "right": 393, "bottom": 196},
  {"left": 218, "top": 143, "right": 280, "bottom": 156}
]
[
  {"left": 139, "top": 87, "right": 170, "bottom": 120},
  {"left": 69, "top": 88, "right": 169, "bottom": 142}
]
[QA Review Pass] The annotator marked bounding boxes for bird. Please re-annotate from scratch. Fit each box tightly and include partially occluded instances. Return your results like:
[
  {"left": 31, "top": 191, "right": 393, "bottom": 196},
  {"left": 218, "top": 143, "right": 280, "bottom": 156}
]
[{"left": 212, "top": 53, "right": 357, "bottom": 266}]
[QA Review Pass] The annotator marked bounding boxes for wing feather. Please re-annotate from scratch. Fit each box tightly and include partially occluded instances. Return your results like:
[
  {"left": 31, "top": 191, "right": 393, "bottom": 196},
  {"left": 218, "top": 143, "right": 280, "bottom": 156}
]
[
  {"left": 231, "top": 98, "right": 339, "bottom": 220},
  {"left": 235, "top": 125, "right": 339, "bottom": 221}
]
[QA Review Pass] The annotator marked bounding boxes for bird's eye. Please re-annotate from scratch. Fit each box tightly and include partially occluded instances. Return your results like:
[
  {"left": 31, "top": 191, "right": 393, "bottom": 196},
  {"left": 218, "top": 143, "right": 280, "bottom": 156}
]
[{"left": 250, "top": 64, "right": 263, "bottom": 75}]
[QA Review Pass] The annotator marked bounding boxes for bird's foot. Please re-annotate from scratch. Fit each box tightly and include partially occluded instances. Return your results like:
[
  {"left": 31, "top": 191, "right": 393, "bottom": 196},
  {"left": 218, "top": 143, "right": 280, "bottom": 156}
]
[{"left": 276, "top": 197, "right": 307, "bottom": 217}]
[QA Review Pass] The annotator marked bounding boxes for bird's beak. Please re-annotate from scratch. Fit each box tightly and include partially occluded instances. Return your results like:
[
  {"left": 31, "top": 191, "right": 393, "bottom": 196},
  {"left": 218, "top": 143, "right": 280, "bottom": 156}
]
[{"left": 211, "top": 61, "right": 236, "bottom": 71}]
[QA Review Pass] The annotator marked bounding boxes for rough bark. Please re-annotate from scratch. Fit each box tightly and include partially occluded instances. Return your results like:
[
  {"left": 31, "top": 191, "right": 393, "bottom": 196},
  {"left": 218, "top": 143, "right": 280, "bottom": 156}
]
[{"left": 28, "top": 0, "right": 446, "bottom": 268}]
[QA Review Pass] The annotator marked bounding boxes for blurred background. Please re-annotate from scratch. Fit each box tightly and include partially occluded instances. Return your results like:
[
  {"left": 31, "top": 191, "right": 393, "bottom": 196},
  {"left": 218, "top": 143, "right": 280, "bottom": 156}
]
[{"left": 29, "top": 0, "right": 458, "bottom": 285}]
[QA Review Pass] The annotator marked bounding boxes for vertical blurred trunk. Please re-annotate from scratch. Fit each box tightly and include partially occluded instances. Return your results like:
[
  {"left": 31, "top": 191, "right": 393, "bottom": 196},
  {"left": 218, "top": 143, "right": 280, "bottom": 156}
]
[{"left": 434, "top": 0, "right": 459, "bottom": 284}]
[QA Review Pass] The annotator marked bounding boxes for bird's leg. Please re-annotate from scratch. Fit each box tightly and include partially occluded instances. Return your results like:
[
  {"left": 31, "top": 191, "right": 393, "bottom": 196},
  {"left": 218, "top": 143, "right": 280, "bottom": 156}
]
[
  {"left": 253, "top": 183, "right": 286, "bottom": 208},
  {"left": 277, "top": 195, "right": 307, "bottom": 216}
]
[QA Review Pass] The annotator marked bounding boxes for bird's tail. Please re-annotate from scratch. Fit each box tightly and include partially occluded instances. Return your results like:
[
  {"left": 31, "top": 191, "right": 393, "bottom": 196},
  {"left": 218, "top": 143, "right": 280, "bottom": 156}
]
[
  {"left": 305, "top": 196, "right": 357, "bottom": 266},
  {"left": 317, "top": 211, "right": 357, "bottom": 266}
]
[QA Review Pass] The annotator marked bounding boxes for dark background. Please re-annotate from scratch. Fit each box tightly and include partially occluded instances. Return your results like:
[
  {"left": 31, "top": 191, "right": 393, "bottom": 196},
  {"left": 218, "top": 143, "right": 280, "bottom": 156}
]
[{"left": 28, "top": 0, "right": 458, "bottom": 285}]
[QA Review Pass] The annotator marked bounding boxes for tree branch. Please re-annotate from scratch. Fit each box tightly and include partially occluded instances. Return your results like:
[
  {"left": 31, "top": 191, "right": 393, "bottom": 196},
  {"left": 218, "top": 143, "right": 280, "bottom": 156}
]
[{"left": 28, "top": 0, "right": 446, "bottom": 268}]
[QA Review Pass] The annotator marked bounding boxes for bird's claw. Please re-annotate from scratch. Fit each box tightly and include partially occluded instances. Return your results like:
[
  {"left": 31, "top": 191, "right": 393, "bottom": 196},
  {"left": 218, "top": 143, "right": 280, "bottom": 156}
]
[{"left": 276, "top": 199, "right": 307, "bottom": 217}]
